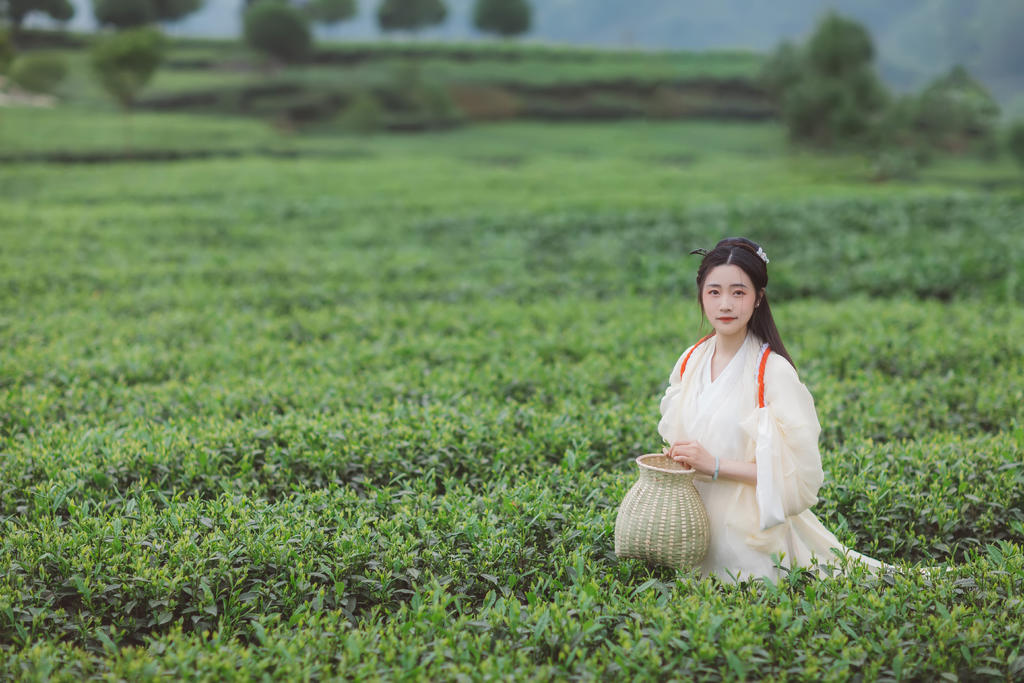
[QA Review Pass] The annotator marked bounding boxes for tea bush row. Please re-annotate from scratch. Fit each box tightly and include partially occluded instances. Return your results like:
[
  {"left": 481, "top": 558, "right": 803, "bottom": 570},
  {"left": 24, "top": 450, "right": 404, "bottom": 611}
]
[
  {"left": 3, "top": 193, "right": 1021, "bottom": 309},
  {"left": 3, "top": 296, "right": 1021, "bottom": 453},
  {"left": 2, "top": 474, "right": 1023, "bottom": 679}
]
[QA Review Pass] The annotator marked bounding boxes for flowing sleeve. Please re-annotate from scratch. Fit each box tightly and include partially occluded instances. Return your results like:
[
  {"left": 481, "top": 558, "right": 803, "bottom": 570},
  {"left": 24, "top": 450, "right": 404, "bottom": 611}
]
[
  {"left": 740, "top": 354, "right": 825, "bottom": 530},
  {"left": 657, "top": 345, "right": 694, "bottom": 446}
]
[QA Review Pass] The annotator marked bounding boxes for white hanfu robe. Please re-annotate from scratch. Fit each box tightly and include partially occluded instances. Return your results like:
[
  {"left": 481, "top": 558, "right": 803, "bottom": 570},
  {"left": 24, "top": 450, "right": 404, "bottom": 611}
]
[{"left": 658, "top": 332, "right": 883, "bottom": 582}]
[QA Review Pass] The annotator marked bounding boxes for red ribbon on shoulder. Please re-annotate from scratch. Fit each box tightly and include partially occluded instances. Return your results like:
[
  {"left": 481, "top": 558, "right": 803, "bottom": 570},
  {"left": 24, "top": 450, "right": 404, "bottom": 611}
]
[
  {"left": 679, "top": 334, "right": 714, "bottom": 380},
  {"left": 678, "top": 334, "right": 772, "bottom": 409}
]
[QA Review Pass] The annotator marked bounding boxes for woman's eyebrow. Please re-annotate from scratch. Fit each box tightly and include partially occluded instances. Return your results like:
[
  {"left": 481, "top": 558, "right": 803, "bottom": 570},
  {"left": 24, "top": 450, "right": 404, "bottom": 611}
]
[{"left": 705, "top": 282, "right": 748, "bottom": 288}]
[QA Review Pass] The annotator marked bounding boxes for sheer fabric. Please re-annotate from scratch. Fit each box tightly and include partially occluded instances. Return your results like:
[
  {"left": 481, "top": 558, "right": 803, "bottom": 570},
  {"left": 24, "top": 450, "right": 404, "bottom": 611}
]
[{"left": 658, "top": 332, "right": 883, "bottom": 582}]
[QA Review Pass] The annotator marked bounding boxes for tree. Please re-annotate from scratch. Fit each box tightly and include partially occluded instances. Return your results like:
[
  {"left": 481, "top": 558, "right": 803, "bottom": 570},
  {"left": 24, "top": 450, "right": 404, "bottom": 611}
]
[
  {"left": 93, "top": 0, "right": 153, "bottom": 28},
  {"left": 243, "top": 0, "right": 311, "bottom": 64},
  {"left": 805, "top": 11, "right": 874, "bottom": 79},
  {"left": 304, "top": 0, "right": 355, "bottom": 25},
  {"left": 152, "top": 0, "right": 203, "bottom": 22},
  {"left": 914, "top": 65, "right": 1000, "bottom": 152},
  {"left": 764, "top": 12, "right": 888, "bottom": 147},
  {"left": 377, "top": 0, "right": 446, "bottom": 33},
  {"left": 91, "top": 26, "right": 164, "bottom": 150},
  {"left": 91, "top": 26, "right": 164, "bottom": 108},
  {"left": 473, "top": 0, "right": 530, "bottom": 38},
  {"left": 2, "top": 0, "right": 73, "bottom": 38},
  {"left": 241, "top": 0, "right": 356, "bottom": 27},
  {"left": 92, "top": 0, "right": 203, "bottom": 29}
]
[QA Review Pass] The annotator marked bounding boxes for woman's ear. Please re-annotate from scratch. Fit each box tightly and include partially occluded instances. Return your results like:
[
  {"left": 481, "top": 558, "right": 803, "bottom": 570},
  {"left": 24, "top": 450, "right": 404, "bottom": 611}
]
[{"left": 757, "top": 289, "right": 766, "bottom": 307}]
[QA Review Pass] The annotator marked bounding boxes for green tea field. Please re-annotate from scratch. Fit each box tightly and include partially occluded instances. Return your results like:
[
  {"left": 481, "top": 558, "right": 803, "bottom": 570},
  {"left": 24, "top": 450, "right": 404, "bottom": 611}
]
[{"left": 2, "top": 106, "right": 1024, "bottom": 679}]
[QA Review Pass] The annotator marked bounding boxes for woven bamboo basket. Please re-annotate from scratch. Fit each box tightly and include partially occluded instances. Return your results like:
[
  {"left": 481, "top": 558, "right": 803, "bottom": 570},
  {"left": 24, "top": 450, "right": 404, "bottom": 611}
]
[{"left": 614, "top": 454, "right": 710, "bottom": 569}]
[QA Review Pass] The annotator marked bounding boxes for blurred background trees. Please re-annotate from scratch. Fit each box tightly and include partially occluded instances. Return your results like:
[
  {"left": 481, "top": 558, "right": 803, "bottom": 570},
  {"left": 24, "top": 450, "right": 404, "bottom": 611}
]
[
  {"left": 377, "top": 0, "right": 447, "bottom": 34},
  {"left": 914, "top": 66, "right": 1000, "bottom": 154},
  {"left": 1, "top": 0, "right": 73, "bottom": 40},
  {"left": 1, "top": 1, "right": 72, "bottom": 93},
  {"left": 473, "top": 0, "right": 530, "bottom": 38},
  {"left": 92, "top": 0, "right": 202, "bottom": 30},
  {"left": 304, "top": 0, "right": 356, "bottom": 25},
  {"left": 243, "top": 0, "right": 311, "bottom": 64},
  {"left": 762, "top": 12, "right": 888, "bottom": 147},
  {"left": 88, "top": 25, "right": 163, "bottom": 149},
  {"left": 93, "top": 0, "right": 152, "bottom": 29},
  {"left": 4, "top": 0, "right": 1024, "bottom": 172},
  {"left": 241, "top": 0, "right": 356, "bottom": 27},
  {"left": 90, "top": 25, "right": 164, "bottom": 108},
  {"left": 760, "top": 10, "right": 1004, "bottom": 176},
  {"left": 240, "top": 0, "right": 356, "bottom": 64}
]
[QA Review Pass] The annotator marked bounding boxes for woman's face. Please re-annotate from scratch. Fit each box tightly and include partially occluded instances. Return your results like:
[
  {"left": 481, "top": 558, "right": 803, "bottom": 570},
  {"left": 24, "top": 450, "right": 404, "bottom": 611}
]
[{"left": 700, "top": 264, "right": 759, "bottom": 338}]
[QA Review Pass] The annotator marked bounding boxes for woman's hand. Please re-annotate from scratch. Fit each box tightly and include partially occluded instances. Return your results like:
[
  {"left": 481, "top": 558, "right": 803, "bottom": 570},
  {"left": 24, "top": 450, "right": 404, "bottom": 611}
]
[{"left": 665, "top": 440, "right": 715, "bottom": 476}]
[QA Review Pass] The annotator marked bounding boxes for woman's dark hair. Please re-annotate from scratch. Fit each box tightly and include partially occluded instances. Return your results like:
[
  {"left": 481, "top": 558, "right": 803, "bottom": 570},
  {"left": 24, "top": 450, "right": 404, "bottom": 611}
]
[{"left": 692, "top": 237, "right": 796, "bottom": 369}]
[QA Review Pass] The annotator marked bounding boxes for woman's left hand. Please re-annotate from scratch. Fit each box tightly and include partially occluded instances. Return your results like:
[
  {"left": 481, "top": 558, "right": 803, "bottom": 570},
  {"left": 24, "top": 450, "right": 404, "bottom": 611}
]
[{"left": 665, "top": 440, "right": 715, "bottom": 476}]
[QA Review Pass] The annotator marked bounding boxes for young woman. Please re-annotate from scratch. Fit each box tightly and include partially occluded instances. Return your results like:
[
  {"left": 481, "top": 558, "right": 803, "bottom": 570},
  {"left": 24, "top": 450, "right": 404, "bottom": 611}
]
[{"left": 658, "top": 237, "right": 883, "bottom": 582}]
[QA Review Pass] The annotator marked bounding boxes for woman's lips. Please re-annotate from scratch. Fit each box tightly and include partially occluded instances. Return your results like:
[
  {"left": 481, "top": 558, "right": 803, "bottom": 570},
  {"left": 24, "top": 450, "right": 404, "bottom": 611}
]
[{"left": 717, "top": 317, "right": 736, "bottom": 322}]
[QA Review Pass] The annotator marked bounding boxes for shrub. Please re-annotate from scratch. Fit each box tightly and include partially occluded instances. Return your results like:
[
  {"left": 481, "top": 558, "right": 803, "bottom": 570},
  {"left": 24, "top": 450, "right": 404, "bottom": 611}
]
[
  {"left": 339, "top": 90, "right": 385, "bottom": 133},
  {"left": 243, "top": 1, "right": 311, "bottom": 65},
  {"left": 9, "top": 52, "right": 67, "bottom": 94},
  {"left": 473, "top": 0, "right": 531, "bottom": 38},
  {"left": 914, "top": 65, "right": 1000, "bottom": 153},
  {"left": 384, "top": 60, "right": 462, "bottom": 128},
  {"left": 91, "top": 27, "right": 165, "bottom": 108},
  {"left": 414, "top": 83, "right": 462, "bottom": 126},
  {"left": 870, "top": 149, "right": 919, "bottom": 182}
]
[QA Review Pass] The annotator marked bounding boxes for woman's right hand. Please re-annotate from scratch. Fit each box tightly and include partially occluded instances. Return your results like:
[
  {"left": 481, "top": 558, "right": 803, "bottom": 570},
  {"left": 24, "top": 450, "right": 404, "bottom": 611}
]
[{"left": 665, "top": 440, "right": 716, "bottom": 476}]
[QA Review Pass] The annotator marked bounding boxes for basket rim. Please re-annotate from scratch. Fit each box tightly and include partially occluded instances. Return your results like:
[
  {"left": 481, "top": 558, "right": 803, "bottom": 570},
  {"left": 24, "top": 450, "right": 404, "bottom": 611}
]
[{"left": 635, "top": 453, "right": 698, "bottom": 475}]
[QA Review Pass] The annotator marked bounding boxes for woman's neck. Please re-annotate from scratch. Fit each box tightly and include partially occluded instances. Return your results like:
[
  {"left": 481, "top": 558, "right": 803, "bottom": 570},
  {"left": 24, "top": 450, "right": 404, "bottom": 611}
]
[{"left": 714, "top": 328, "right": 747, "bottom": 358}]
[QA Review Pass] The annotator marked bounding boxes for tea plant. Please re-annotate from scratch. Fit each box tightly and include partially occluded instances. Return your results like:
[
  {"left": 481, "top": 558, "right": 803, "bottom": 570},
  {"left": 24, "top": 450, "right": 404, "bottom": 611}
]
[{"left": 0, "top": 143, "right": 1022, "bottom": 679}]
